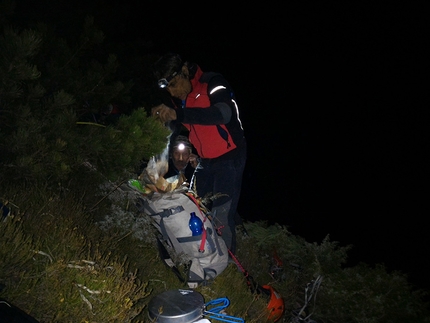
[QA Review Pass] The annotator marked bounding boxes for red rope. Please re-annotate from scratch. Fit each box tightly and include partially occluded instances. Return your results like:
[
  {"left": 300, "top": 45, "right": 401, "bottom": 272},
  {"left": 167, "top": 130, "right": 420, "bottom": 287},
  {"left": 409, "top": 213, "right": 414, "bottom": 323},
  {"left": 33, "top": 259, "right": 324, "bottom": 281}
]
[{"left": 228, "top": 249, "right": 246, "bottom": 274}]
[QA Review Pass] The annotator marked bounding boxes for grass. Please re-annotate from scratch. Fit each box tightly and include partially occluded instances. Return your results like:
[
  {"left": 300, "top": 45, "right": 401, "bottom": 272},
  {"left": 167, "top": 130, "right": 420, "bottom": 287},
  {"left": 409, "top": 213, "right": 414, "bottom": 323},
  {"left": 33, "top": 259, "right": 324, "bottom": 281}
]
[{"left": 1, "top": 178, "right": 430, "bottom": 323}]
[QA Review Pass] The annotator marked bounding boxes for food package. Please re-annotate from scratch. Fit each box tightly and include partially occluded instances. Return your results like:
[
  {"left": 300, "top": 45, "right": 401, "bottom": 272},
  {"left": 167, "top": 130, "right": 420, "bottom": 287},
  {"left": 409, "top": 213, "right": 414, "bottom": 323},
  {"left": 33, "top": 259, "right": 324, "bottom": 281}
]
[
  {"left": 139, "top": 168, "right": 186, "bottom": 193},
  {"left": 154, "top": 173, "right": 187, "bottom": 192}
]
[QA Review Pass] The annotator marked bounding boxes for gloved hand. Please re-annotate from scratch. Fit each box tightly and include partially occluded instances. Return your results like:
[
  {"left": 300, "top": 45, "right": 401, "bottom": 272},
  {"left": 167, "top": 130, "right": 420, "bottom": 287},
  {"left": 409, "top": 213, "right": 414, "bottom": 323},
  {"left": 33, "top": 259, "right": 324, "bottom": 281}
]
[{"left": 151, "top": 103, "right": 177, "bottom": 123}]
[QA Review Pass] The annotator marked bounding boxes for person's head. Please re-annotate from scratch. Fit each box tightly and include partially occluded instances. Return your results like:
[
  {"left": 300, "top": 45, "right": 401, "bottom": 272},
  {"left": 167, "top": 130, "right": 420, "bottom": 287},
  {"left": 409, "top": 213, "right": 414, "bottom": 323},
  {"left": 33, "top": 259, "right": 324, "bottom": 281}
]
[
  {"left": 152, "top": 53, "right": 194, "bottom": 101},
  {"left": 101, "top": 103, "right": 114, "bottom": 117},
  {"left": 170, "top": 135, "right": 192, "bottom": 171}
]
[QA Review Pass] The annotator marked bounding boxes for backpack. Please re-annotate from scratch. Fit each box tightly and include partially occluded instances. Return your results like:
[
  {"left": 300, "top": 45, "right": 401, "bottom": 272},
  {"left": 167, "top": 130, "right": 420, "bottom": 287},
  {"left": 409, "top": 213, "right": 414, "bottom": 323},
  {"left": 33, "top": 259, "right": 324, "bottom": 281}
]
[{"left": 138, "top": 185, "right": 229, "bottom": 288}]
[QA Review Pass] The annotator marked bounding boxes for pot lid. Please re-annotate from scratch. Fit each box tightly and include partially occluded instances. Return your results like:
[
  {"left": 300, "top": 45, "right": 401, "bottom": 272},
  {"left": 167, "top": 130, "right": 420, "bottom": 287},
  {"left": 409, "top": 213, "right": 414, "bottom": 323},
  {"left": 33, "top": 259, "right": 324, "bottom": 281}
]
[{"left": 148, "top": 289, "right": 205, "bottom": 323}]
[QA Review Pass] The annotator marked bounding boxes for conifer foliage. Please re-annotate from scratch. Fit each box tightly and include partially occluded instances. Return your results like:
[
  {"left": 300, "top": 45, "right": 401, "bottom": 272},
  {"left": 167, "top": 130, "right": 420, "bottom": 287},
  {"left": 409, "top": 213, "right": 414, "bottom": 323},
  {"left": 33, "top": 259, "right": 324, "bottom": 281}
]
[{"left": 0, "top": 8, "right": 170, "bottom": 187}]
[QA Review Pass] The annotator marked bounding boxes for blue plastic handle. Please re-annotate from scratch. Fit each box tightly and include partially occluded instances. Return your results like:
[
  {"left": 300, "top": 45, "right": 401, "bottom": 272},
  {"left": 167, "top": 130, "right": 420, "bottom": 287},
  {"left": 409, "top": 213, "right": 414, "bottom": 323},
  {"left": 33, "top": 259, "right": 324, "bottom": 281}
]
[{"left": 204, "top": 298, "right": 245, "bottom": 323}]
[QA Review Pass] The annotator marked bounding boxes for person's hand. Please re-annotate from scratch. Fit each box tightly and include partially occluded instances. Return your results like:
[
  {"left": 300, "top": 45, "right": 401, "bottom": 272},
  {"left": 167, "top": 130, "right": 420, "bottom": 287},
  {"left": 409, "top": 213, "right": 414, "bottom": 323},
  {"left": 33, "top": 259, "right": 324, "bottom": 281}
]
[
  {"left": 151, "top": 104, "right": 177, "bottom": 123},
  {"left": 188, "top": 153, "right": 199, "bottom": 168}
]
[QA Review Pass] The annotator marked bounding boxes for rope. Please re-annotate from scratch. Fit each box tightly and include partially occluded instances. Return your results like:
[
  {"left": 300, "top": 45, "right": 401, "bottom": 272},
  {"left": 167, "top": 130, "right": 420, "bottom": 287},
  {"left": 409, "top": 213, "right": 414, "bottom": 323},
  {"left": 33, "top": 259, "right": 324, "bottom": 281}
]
[{"left": 292, "top": 275, "right": 323, "bottom": 322}]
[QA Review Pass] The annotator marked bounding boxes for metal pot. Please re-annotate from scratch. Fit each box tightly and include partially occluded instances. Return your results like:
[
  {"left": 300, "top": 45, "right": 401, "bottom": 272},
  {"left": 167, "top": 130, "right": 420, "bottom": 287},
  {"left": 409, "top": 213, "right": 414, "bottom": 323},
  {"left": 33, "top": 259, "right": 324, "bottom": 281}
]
[{"left": 148, "top": 289, "right": 205, "bottom": 323}]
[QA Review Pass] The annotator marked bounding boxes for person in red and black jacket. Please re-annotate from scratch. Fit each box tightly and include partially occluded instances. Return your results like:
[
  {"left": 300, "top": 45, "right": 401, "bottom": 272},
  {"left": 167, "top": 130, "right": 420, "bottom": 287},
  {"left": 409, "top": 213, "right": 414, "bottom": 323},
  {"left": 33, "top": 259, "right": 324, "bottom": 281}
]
[{"left": 152, "top": 53, "right": 247, "bottom": 254}]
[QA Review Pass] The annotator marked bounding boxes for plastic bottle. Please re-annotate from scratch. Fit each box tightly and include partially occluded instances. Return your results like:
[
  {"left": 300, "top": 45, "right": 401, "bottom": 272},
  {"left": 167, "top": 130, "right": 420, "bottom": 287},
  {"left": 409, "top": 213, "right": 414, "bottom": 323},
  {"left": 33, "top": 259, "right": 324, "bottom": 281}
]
[{"left": 189, "top": 212, "right": 203, "bottom": 236}]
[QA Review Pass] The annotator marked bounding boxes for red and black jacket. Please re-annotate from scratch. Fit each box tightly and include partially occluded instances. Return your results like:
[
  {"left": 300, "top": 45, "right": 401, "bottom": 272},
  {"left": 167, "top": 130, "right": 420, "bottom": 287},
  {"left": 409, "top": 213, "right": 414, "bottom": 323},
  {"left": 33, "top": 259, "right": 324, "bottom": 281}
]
[{"left": 175, "top": 65, "right": 246, "bottom": 159}]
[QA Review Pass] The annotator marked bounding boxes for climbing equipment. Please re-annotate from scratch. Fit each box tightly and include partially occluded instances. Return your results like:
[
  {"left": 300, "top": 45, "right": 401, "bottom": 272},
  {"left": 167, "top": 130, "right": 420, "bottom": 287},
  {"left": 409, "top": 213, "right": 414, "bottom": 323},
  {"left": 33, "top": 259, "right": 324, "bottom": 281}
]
[{"left": 228, "top": 249, "right": 285, "bottom": 322}]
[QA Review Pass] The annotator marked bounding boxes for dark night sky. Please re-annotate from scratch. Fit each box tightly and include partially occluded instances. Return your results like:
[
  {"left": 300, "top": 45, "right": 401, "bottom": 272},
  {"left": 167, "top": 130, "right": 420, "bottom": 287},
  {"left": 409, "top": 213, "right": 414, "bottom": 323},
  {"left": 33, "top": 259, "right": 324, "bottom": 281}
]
[{"left": 15, "top": 1, "right": 429, "bottom": 292}]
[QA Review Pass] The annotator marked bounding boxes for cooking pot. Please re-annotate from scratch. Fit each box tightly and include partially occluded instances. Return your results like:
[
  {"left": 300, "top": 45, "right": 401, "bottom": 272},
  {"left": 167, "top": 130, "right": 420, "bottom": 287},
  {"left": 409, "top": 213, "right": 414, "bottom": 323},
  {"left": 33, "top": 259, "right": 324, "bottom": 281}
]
[{"left": 148, "top": 289, "right": 205, "bottom": 323}]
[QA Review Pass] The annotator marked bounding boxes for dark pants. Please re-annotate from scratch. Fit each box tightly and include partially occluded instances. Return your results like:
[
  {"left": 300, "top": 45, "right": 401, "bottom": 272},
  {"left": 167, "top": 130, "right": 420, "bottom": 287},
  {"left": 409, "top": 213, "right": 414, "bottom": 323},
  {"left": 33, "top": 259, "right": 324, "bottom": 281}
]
[{"left": 192, "top": 146, "right": 246, "bottom": 254}]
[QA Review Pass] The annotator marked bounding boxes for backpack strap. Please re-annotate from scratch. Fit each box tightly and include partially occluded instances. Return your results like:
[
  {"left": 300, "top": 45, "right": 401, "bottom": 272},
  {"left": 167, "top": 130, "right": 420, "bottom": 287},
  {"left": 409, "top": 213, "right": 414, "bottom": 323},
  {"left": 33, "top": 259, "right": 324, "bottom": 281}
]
[
  {"left": 136, "top": 195, "right": 184, "bottom": 217},
  {"left": 156, "top": 237, "right": 187, "bottom": 284},
  {"left": 152, "top": 206, "right": 185, "bottom": 218},
  {"left": 143, "top": 202, "right": 186, "bottom": 252},
  {"left": 158, "top": 216, "right": 186, "bottom": 254}
]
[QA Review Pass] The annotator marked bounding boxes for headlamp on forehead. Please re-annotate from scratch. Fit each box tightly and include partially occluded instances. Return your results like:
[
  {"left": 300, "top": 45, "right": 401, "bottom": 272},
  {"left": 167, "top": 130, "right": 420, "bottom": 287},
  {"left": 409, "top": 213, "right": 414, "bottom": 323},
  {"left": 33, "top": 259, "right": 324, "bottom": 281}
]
[
  {"left": 158, "top": 71, "right": 179, "bottom": 89},
  {"left": 173, "top": 141, "right": 191, "bottom": 153},
  {"left": 171, "top": 135, "right": 191, "bottom": 152}
]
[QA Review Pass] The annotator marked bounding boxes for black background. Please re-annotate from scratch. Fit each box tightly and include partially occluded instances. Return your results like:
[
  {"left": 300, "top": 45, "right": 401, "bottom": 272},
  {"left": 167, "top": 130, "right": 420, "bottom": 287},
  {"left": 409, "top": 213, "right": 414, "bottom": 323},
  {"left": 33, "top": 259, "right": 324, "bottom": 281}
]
[{"left": 15, "top": 1, "right": 429, "bottom": 293}]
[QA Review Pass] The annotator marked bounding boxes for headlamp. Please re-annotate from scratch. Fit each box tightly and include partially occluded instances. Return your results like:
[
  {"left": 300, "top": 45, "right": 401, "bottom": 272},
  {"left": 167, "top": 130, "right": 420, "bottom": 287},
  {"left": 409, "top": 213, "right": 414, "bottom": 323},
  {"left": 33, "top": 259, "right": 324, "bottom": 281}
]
[
  {"left": 157, "top": 71, "right": 179, "bottom": 89},
  {"left": 177, "top": 143, "right": 185, "bottom": 151}
]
